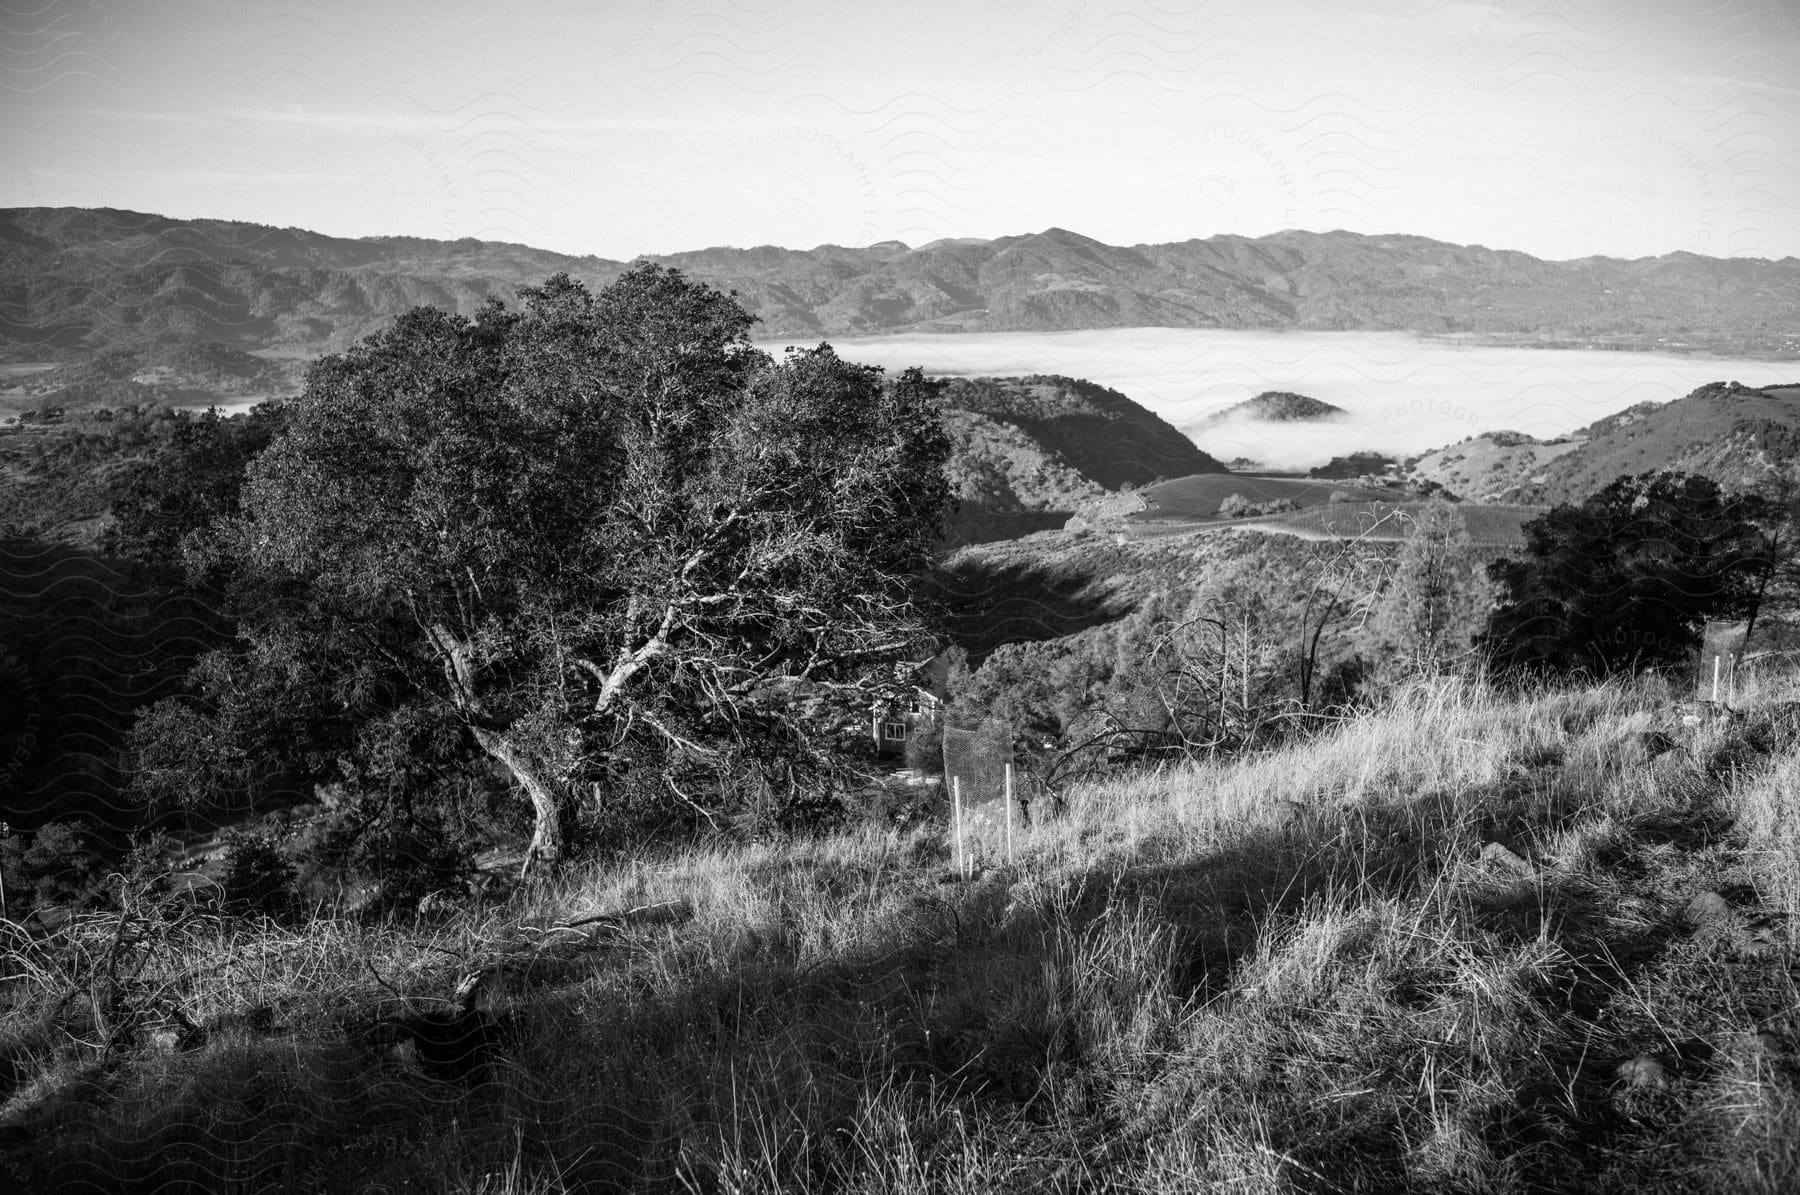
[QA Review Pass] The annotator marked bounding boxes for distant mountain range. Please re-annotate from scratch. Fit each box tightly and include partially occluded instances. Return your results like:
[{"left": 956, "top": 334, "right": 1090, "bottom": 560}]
[
  {"left": 13, "top": 207, "right": 1800, "bottom": 531},
  {"left": 5, "top": 207, "right": 1800, "bottom": 360}
]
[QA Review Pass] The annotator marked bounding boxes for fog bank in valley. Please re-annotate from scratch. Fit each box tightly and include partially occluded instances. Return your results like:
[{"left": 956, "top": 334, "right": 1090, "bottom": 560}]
[{"left": 792, "top": 329, "right": 1799, "bottom": 471}]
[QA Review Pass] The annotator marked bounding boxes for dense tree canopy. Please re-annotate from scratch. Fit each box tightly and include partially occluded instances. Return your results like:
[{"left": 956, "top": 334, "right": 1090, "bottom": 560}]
[
  {"left": 131, "top": 266, "right": 951, "bottom": 868},
  {"left": 1480, "top": 472, "right": 1771, "bottom": 677},
  {"left": 105, "top": 403, "right": 287, "bottom": 581}
]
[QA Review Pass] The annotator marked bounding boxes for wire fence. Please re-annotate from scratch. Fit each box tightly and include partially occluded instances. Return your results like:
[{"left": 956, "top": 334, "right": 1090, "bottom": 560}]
[{"left": 941, "top": 720, "right": 1029, "bottom": 876}]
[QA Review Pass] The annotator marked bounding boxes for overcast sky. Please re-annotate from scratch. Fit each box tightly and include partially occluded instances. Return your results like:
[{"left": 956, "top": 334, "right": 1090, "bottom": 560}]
[{"left": 5, "top": 0, "right": 1797, "bottom": 261}]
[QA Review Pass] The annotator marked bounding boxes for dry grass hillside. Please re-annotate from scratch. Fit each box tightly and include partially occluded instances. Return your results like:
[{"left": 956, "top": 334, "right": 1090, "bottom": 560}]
[
  {"left": 940, "top": 409, "right": 1106, "bottom": 546},
  {"left": 1404, "top": 382, "right": 1800, "bottom": 506},
  {"left": 1502, "top": 382, "right": 1800, "bottom": 505},
  {"left": 5, "top": 671, "right": 1800, "bottom": 1191},
  {"left": 1405, "top": 433, "right": 1583, "bottom": 503}
]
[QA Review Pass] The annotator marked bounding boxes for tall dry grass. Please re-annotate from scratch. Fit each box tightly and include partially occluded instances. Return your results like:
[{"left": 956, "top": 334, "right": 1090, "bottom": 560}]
[{"left": 4, "top": 670, "right": 1799, "bottom": 1191}]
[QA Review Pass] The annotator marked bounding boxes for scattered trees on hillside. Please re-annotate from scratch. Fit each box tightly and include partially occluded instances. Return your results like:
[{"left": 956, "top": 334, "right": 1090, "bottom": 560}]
[
  {"left": 933, "top": 531, "right": 1398, "bottom": 783},
  {"left": 0, "top": 404, "right": 236, "bottom": 539},
  {"left": 1136, "top": 602, "right": 1297, "bottom": 756},
  {"left": 130, "top": 267, "right": 951, "bottom": 870},
  {"left": 104, "top": 404, "right": 287, "bottom": 582},
  {"left": 1480, "top": 472, "right": 1771, "bottom": 677}
]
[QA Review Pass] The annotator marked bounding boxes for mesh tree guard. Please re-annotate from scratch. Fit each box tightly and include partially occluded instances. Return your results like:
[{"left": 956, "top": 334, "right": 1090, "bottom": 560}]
[
  {"left": 1698, "top": 620, "right": 1750, "bottom": 704},
  {"left": 942, "top": 720, "right": 1014, "bottom": 873}
]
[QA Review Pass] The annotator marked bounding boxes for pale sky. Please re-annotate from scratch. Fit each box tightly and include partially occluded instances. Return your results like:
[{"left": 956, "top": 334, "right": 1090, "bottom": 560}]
[{"left": 5, "top": 0, "right": 1798, "bottom": 261}]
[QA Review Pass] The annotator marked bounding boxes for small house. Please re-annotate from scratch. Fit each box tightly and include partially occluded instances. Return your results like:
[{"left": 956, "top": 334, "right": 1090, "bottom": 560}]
[{"left": 871, "top": 651, "right": 953, "bottom": 757}]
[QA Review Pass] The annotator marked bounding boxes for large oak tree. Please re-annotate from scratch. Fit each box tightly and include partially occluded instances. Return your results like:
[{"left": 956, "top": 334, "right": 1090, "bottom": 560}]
[
  {"left": 132, "top": 266, "right": 950, "bottom": 868},
  {"left": 1480, "top": 472, "right": 1770, "bottom": 678}
]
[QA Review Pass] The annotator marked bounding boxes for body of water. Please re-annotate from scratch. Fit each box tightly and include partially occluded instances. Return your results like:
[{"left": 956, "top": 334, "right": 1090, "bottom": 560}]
[{"left": 768, "top": 329, "right": 1800, "bottom": 469}]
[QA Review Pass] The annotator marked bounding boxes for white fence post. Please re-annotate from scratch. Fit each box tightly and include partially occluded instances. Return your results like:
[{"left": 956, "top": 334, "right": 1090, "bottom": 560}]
[
  {"left": 952, "top": 776, "right": 964, "bottom": 877},
  {"left": 1004, "top": 762, "right": 1014, "bottom": 865}
]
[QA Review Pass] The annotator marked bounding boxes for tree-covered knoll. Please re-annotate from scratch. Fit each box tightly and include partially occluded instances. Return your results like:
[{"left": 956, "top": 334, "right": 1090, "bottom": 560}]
[{"left": 940, "top": 374, "right": 1223, "bottom": 488}]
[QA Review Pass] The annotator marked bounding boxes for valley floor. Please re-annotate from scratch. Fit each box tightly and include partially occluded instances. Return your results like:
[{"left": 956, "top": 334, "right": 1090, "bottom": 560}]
[{"left": 5, "top": 673, "right": 1800, "bottom": 1192}]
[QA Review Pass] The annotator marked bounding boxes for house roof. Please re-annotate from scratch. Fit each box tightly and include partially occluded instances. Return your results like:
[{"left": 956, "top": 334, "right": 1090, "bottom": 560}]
[{"left": 911, "top": 649, "right": 955, "bottom": 698}]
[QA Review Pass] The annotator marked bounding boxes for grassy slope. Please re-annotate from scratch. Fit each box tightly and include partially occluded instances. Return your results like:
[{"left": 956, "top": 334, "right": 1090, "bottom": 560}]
[
  {"left": 940, "top": 409, "right": 1105, "bottom": 548},
  {"left": 1508, "top": 383, "right": 1800, "bottom": 505},
  {"left": 6, "top": 674, "right": 1800, "bottom": 1191},
  {"left": 1236, "top": 501, "right": 1545, "bottom": 549},
  {"left": 928, "top": 526, "right": 1330, "bottom": 661},
  {"left": 1406, "top": 435, "right": 1583, "bottom": 503},
  {"left": 1127, "top": 471, "right": 1541, "bottom": 551},
  {"left": 1138, "top": 474, "right": 1392, "bottom": 520}
]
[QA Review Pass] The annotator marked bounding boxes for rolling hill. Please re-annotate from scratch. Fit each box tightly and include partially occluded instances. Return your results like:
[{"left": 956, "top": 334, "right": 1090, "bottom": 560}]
[
  {"left": 1495, "top": 381, "right": 1800, "bottom": 505},
  {"left": 939, "top": 375, "right": 1224, "bottom": 546},
  {"left": 1405, "top": 432, "right": 1584, "bottom": 502},
  {"left": 7, "top": 208, "right": 1800, "bottom": 361},
  {"left": 942, "top": 375, "right": 1223, "bottom": 489},
  {"left": 1202, "top": 390, "right": 1347, "bottom": 425},
  {"left": 1, "top": 341, "right": 304, "bottom": 416}
]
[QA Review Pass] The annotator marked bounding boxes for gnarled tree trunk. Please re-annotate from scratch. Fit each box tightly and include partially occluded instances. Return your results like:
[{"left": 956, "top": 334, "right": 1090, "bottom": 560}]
[
  {"left": 430, "top": 622, "right": 565, "bottom": 875},
  {"left": 472, "top": 726, "right": 563, "bottom": 875}
]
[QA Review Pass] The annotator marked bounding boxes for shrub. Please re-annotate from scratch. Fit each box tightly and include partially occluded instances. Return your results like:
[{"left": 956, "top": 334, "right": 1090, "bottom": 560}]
[
  {"left": 0, "top": 822, "right": 108, "bottom": 914},
  {"left": 841, "top": 772, "right": 941, "bottom": 829},
  {"left": 1219, "top": 494, "right": 1297, "bottom": 518},
  {"left": 219, "top": 831, "right": 298, "bottom": 920}
]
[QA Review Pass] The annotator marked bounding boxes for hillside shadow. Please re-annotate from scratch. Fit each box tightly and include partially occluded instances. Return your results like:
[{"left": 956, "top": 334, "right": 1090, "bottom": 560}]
[
  {"left": 24, "top": 723, "right": 1787, "bottom": 1191},
  {"left": 1005, "top": 413, "right": 1215, "bottom": 488},
  {"left": 924, "top": 553, "right": 1133, "bottom": 660},
  {"left": 942, "top": 507, "right": 1073, "bottom": 550},
  {"left": 1, "top": 778, "right": 1715, "bottom": 1193},
  {"left": 0, "top": 532, "right": 230, "bottom": 835}
]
